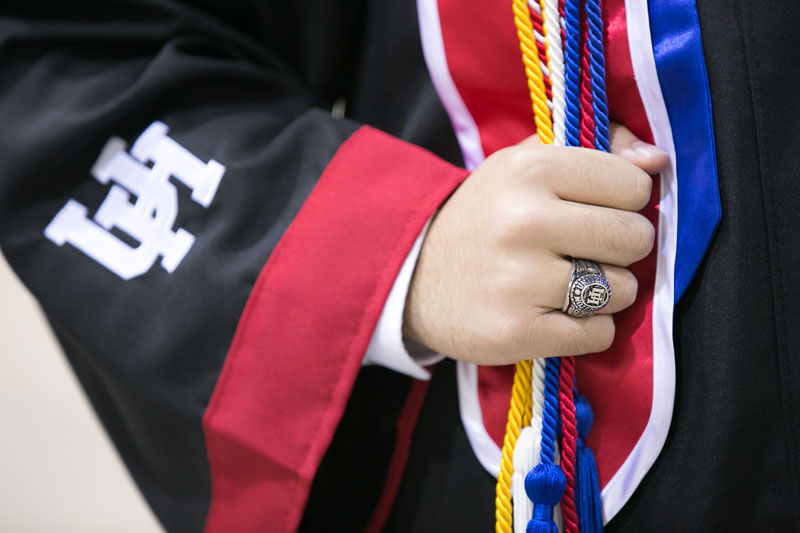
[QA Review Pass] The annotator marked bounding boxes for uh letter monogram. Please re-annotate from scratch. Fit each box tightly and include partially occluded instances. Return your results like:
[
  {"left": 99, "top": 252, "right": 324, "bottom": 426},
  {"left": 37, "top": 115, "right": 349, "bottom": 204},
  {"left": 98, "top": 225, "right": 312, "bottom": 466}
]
[{"left": 45, "top": 122, "right": 225, "bottom": 280}]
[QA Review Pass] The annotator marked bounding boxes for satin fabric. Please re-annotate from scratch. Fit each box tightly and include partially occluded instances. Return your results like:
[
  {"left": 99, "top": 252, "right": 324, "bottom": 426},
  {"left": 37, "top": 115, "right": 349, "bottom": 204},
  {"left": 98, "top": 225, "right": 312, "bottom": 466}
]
[
  {"left": 649, "top": 0, "right": 721, "bottom": 301},
  {"left": 430, "top": 0, "right": 657, "bottom": 489}
]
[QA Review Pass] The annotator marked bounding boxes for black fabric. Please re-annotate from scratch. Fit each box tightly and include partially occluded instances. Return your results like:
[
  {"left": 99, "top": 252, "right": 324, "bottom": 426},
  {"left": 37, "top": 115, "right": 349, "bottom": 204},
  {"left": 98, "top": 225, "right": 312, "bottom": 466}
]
[
  {"left": 608, "top": 0, "right": 800, "bottom": 530},
  {"left": 300, "top": 1, "right": 464, "bottom": 531},
  {"left": 0, "top": 1, "right": 461, "bottom": 531},
  {"left": 384, "top": 359, "right": 497, "bottom": 533},
  {"left": 0, "top": 2, "right": 362, "bottom": 531},
  {"left": 344, "top": 1, "right": 464, "bottom": 166},
  {"left": 300, "top": 367, "right": 413, "bottom": 533}
]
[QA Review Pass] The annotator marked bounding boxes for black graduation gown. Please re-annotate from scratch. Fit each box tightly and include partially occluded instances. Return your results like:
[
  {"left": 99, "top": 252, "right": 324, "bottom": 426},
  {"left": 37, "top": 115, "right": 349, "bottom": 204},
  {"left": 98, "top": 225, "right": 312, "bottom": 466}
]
[{"left": 1, "top": 1, "right": 798, "bottom": 531}]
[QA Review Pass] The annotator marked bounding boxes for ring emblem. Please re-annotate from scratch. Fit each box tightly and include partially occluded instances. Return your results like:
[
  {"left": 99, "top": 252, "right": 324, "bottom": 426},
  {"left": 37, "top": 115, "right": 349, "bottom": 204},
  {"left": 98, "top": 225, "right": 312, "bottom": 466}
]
[{"left": 563, "top": 259, "right": 611, "bottom": 317}]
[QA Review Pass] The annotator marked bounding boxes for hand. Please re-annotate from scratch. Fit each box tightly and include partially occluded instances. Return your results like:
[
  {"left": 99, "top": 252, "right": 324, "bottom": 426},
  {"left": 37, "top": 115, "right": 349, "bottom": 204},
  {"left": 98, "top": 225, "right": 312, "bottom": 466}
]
[{"left": 403, "top": 124, "right": 669, "bottom": 365}]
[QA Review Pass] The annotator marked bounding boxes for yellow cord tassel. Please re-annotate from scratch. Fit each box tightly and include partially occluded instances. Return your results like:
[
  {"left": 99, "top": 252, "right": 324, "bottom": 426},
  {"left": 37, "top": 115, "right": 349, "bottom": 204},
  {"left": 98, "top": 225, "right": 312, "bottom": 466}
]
[
  {"left": 495, "top": 359, "right": 533, "bottom": 532},
  {"left": 495, "top": 2, "right": 556, "bottom": 532}
]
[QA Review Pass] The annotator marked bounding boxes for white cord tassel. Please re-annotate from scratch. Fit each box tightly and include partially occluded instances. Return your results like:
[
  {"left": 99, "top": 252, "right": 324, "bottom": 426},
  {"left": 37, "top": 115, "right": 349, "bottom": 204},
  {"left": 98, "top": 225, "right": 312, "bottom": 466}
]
[
  {"left": 512, "top": 427, "right": 539, "bottom": 533},
  {"left": 512, "top": 358, "right": 547, "bottom": 532}
]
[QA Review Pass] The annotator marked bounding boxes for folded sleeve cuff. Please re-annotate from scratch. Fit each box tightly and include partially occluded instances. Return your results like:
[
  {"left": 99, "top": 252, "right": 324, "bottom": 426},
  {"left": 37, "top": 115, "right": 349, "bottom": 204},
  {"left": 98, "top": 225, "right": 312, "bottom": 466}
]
[
  {"left": 362, "top": 218, "right": 445, "bottom": 380},
  {"left": 202, "top": 125, "right": 467, "bottom": 533}
]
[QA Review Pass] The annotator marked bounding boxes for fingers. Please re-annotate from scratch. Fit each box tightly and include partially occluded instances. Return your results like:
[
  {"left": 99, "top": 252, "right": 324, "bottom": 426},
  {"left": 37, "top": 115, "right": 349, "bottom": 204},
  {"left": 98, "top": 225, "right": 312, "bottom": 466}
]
[
  {"left": 530, "top": 145, "right": 654, "bottom": 212},
  {"left": 501, "top": 311, "right": 616, "bottom": 358},
  {"left": 517, "top": 123, "right": 670, "bottom": 177},
  {"left": 537, "top": 201, "right": 655, "bottom": 266},
  {"left": 514, "top": 123, "right": 668, "bottom": 213},
  {"left": 531, "top": 256, "right": 638, "bottom": 315},
  {"left": 539, "top": 313, "right": 616, "bottom": 357},
  {"left": 423, "top": 126, "right": 668, "bottom": 365}
]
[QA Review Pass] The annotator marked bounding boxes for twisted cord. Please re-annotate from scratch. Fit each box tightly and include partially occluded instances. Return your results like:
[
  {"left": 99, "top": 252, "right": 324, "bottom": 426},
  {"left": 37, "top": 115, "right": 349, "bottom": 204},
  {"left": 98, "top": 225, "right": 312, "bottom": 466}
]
[
  {"left": 579, "top": 9, "right": 596, "bottom": 149},
  {"left": 507, "top": 3, "right": 609, "bottom": 533},
  {"left": 539, "top": 358, "right": 561, "bottom": 464},
  {"left": 518, "top": 0, "right": 549, "bottom": 476},
  {"left": 495, "top": 359, "right": 533, "bottom": 533},
  {"left": 498, "top": 3, "right": 554, "bottom": 531},
  {"left": 585, "top": 0, "right": 610, "bottom": 151},
  {"left": 531, "top": 358, "right": 546, "bottom": 449},
  {"left": 512, "top": 0, "right": 554, "bottom": 143},
  {"left": 563, "top": 0, "right": 581, "bottom": 147},
  {"left": 540, "top": 0, "right": 566, "bottom": 145},
  {"left": 514, "top": 8, "right": 554, "bottom": 531},
  {"left": 558, "top": 358, "right": 579, "bottom": 533},
  {"left": 528, "top": 1, "right": 553, "bottom": 104}
]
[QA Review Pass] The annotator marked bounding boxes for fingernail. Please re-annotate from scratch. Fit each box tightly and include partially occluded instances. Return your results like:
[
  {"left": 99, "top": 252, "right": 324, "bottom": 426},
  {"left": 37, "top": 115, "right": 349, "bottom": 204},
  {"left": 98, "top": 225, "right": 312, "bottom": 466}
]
[{"left": 631, "top": 141, "right": 667, "bottom": 159}]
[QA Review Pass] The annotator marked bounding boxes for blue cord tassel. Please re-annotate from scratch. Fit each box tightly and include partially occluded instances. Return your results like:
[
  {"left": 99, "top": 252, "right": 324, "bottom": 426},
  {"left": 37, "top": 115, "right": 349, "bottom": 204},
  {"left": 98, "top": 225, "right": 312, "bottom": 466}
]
[
  {"left": 525, "top": 463, "right": 566, "bottom": 533},
  {"left": 575, "top": 393, "right": 604, "bottom": 532},
  {"left": 526, "top": 358, "right": 563, "bottom": 533}
]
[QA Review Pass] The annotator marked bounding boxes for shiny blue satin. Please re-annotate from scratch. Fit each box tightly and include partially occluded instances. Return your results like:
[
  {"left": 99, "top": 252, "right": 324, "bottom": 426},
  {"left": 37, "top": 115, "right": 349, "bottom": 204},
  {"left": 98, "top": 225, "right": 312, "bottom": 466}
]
[{"left": 649, "top": 0, "right": 721, "bottom": 302}]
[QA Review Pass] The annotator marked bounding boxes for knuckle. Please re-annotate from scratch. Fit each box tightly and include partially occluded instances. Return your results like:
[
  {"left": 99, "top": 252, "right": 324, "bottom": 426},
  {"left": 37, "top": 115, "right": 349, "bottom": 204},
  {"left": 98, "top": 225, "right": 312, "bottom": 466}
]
[
  {"left": 588, "top": 316, "right": 616, "bottom": 353},
  {"left": 554, "top": 335, "right": 584, "bottom": 358},
  {"left": 492, "top": 200, "right": 550, "bottom": 246},
  {"left": 622, "top": 169, "right": 653, "bottom": 210},
  {"left": 635, "top": 172, "right": 654, "bottom": 207},
  {"left": 489, "top": 256, "right": 528, "bottom": 300},
  {"left": 608, "top": 218, "right": 632, "bottom": 256},
  {"left": 493, "top": 208, "right": 531, "bottom": 245},
  {"left": 583, "top": 153, "right": 607, "bottom": 186},
  {"left": 630, "top": 216, "right": 656, "bottom": 260},
  {"left": 559, "top": 316, "right": 615, "bottom": 356},
  {"left": 527, "top": 147, "right": 561, "bottom": 186},
  {"left": 506, "top": 146, "right": 540, "bottom": 177},
  {"left": 592, "top": 150, "right": 623, "bottom": 187},
  {"left": 545, "top": 322, "right": 580, "bottom": 357},
  {"left": 493, "top": 311, "right": 536, "bottom": 361},
  {"left": 601, "top": 214, "right": 654, "bottom": 265},
  {"left": 615, "top": 270, "right": 639, "bottom": 308},
  {"left": 585, "top": 211, "right": 630, "bottom": 258}
]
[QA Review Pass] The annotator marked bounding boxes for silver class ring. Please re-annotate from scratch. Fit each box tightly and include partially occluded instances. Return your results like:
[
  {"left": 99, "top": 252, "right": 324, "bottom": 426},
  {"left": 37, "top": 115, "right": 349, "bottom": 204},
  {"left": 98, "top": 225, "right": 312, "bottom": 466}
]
[{"left": 562, "top": 258, "right": 611, "bottom": 318}]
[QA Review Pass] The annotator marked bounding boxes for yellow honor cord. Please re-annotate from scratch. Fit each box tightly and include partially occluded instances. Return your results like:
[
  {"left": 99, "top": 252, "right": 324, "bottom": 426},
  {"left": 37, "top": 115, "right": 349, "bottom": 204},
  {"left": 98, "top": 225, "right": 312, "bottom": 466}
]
[
  {"left": 495, "top": 2, "right": 556, "bottom": 532},
  {"left": 495, "top": 359, "right": 533, "bottom": 532},
  {"left": 512, "top": 0, "right": 554, "bottom": 144}
]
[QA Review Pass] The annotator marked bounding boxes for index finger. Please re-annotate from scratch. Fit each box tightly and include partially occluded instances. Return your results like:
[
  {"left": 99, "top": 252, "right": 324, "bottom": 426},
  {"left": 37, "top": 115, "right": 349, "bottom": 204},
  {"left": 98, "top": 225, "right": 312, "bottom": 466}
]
[{"left": 533, "top": 145, "right": 654, "bottom": 212}]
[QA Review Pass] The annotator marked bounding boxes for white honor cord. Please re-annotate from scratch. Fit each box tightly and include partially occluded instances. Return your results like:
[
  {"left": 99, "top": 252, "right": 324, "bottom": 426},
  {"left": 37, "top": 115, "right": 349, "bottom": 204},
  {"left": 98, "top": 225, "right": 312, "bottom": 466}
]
[
  {"left": 511, "top": 358, "right": 547, "bottom": 532},
  {"left": 512, "top": 427, "right": 538, "bottom": 533},
  {"left": 541, "top": 0, "right": 566, "bottom": 146}
]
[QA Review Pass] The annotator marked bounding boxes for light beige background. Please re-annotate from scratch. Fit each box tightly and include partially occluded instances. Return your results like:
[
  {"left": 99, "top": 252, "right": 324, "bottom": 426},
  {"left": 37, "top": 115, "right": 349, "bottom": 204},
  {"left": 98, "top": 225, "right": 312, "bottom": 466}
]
[{"left": 0, "top": 253, "right": 163, "bottom": 532}]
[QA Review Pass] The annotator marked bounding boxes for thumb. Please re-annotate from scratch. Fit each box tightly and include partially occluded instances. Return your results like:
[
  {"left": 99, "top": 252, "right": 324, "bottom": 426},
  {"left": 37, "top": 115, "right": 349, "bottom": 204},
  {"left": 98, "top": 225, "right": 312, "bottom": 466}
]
[{"left": 610, "top": 123, "right": 670, "bottom": 174}]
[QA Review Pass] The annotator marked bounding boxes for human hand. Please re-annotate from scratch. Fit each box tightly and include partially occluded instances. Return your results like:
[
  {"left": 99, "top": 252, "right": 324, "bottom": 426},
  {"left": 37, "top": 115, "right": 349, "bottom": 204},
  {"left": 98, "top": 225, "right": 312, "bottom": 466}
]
[{"left": 403, "top": 124, "right": 669, "bottom": 365}]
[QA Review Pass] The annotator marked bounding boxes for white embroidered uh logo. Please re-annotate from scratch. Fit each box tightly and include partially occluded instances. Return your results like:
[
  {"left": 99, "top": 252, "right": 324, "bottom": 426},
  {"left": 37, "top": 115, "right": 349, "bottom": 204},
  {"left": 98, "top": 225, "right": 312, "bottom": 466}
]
[{"left": 45, "top": 121, "right": 225, "bottom": 280}]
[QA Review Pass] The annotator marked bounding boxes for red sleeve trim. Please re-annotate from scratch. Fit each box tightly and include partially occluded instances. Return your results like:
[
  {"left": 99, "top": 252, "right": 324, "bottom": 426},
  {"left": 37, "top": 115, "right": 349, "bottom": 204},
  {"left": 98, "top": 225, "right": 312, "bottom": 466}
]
[{"left": 201, "top": 126, "right": 468, "bottom": 533}]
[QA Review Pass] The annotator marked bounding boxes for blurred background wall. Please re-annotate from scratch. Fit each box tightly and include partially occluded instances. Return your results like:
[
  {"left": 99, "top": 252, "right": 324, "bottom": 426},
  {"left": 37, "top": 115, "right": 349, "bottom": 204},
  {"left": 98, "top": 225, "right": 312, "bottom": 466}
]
[{"left": 0, "top": 254, "right": 163, "bottom": 532}]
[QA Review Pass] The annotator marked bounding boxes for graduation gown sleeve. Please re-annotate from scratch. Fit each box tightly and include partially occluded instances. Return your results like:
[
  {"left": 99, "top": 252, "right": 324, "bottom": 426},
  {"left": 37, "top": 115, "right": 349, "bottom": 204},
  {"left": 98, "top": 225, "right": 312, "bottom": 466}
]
[{"left": 0, "top": 2, "right": 467, "bottom": 531}]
